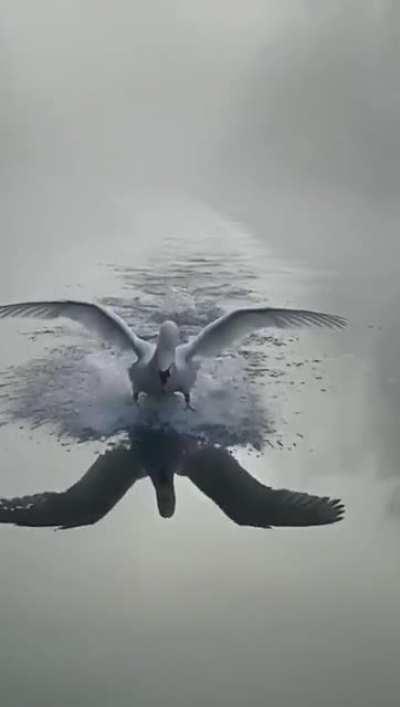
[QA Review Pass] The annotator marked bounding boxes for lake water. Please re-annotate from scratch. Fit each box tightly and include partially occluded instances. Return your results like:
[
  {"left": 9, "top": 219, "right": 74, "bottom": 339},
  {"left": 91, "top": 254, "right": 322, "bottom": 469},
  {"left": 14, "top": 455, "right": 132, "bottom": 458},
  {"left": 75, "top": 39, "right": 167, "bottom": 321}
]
[
  {"left": 1, "top": 3, "right": 400, "bottom": 705},
  {"left": 0, "top": 193, "right": 398, "bottom": 706}
]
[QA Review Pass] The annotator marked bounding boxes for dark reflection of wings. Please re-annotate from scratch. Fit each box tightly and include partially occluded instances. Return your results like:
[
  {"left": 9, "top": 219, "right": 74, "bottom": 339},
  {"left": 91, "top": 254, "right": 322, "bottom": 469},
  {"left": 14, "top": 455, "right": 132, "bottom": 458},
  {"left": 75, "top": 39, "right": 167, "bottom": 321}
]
[
  {"left": 181, "top": 447, "right": 344, "bottom": 527},
  {"left": 0, "top": 428, "right": 345, "bottom": 530},
  {"left": 0, "top": 448, "right": 143, "bottom": 529}
]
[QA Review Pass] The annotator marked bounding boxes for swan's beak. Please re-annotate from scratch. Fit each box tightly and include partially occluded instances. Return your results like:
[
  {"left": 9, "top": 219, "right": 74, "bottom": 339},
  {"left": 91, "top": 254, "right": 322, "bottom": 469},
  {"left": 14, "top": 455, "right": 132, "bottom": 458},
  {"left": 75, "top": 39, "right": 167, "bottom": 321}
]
[{"left": 159, "top": 368, "right": 171, "bottom": 386}]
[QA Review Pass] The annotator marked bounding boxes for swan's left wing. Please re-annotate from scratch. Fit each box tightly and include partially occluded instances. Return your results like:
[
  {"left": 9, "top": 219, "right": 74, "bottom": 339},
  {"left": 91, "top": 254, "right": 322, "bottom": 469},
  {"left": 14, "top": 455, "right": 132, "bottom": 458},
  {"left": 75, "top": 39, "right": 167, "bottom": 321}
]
[
  {"left": 182, "top": 447, "right": 344, "bottom": 527},
  {"left": 0, "top": 448, "right": 143, "bottom": 529},
  {"left": 177, "top": 306, "right": 346, "bottom": 360}
]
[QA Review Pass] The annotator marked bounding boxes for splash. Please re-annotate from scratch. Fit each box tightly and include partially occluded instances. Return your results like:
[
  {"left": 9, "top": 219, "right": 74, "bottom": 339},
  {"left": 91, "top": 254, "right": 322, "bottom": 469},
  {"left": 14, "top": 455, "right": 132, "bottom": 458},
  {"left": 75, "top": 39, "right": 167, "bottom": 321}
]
[
  {"left": 0, "top": 340, "right": 274, "bottom": 449},
  {"left": 0, "top": 225, "right": 331, "bottom": 451}
]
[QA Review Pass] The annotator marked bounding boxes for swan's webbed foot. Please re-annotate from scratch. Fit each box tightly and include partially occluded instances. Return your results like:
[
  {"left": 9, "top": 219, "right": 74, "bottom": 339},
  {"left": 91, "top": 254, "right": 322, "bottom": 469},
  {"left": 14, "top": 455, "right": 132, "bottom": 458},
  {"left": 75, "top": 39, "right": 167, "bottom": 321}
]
[{"left": 184, "top": 393, "right": 195, "bottom": 411}]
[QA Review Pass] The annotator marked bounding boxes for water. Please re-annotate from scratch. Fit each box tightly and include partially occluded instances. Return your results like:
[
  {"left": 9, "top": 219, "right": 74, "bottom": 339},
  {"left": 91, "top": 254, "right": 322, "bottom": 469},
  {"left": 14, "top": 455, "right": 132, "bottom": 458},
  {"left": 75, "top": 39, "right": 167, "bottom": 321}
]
[
  {"left": 2, "top": 4, "right": 400, "bottom": 705},
  {"left": 0, "top": 193, "right": 396, "bottom": 707},
  {"left": 0, "top": 199, "right": 341, "bottom": 451}
]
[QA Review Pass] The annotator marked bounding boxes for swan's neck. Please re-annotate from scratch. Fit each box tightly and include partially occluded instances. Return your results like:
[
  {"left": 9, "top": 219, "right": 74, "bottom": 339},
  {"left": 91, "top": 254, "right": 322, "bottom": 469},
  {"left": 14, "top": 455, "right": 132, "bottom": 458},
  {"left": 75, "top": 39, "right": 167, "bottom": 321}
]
[
  {"left": 154, "top": 321, "right": 179, "bottom": 370},
  {"left": 153, "top": 341, "right": 176, "bottom": 370}
]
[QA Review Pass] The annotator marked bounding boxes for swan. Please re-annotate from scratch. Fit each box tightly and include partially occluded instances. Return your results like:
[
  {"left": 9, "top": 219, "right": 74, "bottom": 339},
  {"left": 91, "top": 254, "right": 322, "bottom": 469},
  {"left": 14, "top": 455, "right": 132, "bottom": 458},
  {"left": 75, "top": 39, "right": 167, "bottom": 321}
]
[
  {"left": 0, "top": 299, "right": 346, "bottom": 407},
  {"left": 0, "top": 429, "right": 345, "bottom": 529}
]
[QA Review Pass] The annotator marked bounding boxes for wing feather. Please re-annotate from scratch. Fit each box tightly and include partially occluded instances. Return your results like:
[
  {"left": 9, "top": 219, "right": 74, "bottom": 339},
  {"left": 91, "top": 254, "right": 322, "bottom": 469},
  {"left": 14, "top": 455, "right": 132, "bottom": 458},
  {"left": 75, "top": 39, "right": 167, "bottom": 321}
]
[
  {"left": 182, "top": 447, "right": 345, "bottom": 527},
  {"left": 178, "top": 307, "right": 347, "bottom": 359},
  {"left": 0, "top": 448, "right": 143, "bottom": 529},
  {"left": 0, "top": 300, "right": 152, "bottom": 358}
]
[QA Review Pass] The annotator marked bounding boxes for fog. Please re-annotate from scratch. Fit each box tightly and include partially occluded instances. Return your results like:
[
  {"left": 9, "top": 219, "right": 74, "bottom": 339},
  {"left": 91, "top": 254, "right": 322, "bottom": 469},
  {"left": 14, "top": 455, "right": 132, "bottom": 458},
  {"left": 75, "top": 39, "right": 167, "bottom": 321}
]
[{"left": 3, "top": 3, "right": 400, "bottom": 282}]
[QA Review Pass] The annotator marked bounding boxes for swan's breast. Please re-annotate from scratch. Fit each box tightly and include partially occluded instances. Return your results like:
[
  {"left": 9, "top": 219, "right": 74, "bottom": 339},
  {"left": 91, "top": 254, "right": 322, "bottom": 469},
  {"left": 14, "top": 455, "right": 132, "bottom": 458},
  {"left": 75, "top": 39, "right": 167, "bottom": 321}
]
[{"left": 128, "top": 359, "right": 198, "bottom": 395}]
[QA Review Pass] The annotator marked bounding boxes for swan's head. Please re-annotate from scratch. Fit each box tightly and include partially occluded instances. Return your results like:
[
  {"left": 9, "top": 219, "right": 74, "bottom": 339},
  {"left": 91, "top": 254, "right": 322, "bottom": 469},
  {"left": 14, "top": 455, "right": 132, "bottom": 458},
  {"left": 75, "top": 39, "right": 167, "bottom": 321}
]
[{"left": 156, "top": 320, "right": 180, "bottom": 384}]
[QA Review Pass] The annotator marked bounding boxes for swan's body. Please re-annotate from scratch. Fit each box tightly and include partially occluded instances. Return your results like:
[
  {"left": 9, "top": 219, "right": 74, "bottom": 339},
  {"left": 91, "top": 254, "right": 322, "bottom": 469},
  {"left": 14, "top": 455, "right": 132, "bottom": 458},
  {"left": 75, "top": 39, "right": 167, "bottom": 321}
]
[
  {"left": 129, "top": 354, "right": 198, "bottom": 401},
  {"left": 0, "top": 299, "right": 346, "bottom": 406},
  {"left": 127, "top": 320, "right": 198, "bottom": 403}
]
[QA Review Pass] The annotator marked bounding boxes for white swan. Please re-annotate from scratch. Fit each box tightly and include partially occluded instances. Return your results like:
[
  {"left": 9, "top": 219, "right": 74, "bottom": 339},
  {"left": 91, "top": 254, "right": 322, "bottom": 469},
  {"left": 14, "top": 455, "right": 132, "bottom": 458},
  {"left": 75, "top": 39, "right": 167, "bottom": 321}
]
[{"left": 0, "top": 299, "right": 346, "bottom": 407}]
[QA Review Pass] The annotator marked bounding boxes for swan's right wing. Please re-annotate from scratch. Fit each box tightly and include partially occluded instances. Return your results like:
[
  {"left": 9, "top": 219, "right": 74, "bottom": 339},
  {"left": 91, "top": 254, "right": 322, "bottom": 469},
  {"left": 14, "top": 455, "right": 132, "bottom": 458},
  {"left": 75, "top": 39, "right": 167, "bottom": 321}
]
[
  {"left": 0, "top": 300, "right": 152, "bottom": 359},
  {"left": 0, "top": 448, "right": 144, "bottom": 529},
  {"left": 182, "top": 447, "right": 344, "bottom": 527}
]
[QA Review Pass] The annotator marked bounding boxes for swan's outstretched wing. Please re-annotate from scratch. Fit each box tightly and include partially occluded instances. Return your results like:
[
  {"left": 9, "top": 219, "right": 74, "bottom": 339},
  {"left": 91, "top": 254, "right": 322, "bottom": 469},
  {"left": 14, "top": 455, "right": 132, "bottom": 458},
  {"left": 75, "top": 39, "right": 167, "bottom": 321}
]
[
  {"left": 182, "top": 447, "right": 344, "bottom": 527},
  {"left": 0, "top": 300, "right": 152, "bottom": 358},
  {"left": 0, "top": 448, "right": 143, "bottom": 529},
  {"left": 178, "top": 306, "right": 346, "bottom": 359}
]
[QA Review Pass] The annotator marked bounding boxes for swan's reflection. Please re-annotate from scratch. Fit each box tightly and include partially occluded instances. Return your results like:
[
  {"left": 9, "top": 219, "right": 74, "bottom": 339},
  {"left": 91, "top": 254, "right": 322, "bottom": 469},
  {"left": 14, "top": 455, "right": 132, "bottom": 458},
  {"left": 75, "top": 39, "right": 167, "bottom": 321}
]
[{"left": 0, "top": 428, "right": 344, "bottom": 529}]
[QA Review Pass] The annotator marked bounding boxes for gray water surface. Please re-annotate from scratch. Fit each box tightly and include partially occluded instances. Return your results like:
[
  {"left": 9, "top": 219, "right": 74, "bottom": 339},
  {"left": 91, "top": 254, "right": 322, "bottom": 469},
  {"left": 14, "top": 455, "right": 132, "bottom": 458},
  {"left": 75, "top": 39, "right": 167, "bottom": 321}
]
[
  {"left": 0, "top": 197, "right": 397, "bottom": 707},
  {"left": 1, "top": 3, "right": 400, "bottom": 706}
]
